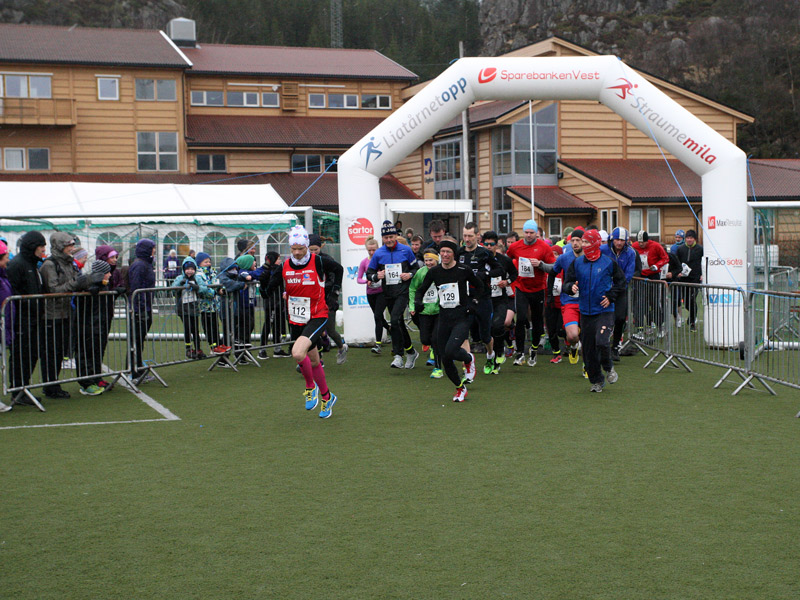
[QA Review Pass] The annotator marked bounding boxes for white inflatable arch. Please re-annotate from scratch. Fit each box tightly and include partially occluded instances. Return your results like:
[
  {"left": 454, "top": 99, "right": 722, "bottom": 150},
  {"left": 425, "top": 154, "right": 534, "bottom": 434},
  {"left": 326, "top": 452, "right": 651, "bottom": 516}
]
[{"left": 337, "top": 56, "right": 748, "bottom": 344}]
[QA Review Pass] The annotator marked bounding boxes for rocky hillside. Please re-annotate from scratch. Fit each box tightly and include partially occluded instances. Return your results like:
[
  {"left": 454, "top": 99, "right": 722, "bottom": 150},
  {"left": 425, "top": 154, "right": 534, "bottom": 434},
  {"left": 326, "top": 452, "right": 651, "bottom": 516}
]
[
  {"left": 0, "top": 0, "right": 186, "bottom": 28},
  {"left": 479, "top": 0, "right": 800, "bottom": 157}
]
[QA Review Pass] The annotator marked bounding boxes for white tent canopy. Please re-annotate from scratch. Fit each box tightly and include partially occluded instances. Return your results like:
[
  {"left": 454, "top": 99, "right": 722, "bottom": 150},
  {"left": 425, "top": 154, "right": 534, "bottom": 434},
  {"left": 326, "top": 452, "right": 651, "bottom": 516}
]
[{"left": 0, "top": 181, "right": 289, "bottom": 219}]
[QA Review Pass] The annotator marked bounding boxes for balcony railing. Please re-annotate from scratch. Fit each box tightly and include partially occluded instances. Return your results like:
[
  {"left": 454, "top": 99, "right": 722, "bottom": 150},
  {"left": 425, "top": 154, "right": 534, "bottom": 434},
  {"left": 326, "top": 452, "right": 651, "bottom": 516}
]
[{"left": 0, "top": 97, "right": 77, "bottom": 126}]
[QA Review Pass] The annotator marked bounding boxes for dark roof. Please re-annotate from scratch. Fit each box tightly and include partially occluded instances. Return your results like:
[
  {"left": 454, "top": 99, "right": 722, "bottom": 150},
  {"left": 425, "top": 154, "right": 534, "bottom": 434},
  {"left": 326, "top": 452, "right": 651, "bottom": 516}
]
[
  {"left": 186, "top": 115, "right": 384, "bottom": 148},
  {"left": 0, "top": 172, "right": 418, "bottom": 210},
  {"left": 560, "top": 159, "right": 800, "bottom": 202},
  {"left": 0, "top": 23, "right": 189, "bottom": 68},
  {"left": 182, "top": 44, "right": 417, "bottom": 80},
  {"left": 437, "top": 100, "right": 526, "bottom": 136},
  {"left": 508, "top": 186, "right": 596, "bottom": 214}
]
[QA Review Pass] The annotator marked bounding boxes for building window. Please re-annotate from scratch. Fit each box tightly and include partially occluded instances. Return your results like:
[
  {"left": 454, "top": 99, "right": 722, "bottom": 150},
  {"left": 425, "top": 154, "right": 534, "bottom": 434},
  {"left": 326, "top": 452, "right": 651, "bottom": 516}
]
[
  {"left": 3, "top": 148, "right": 24, "bottom": 170},
  {"left": 328, "top": 93, "right": 358, "bottom": 109},
  {"left": 2, "top": 74, "right": 52, "bottom": 99},
  {"left": 308, "top": 93, "right": 325, "bottom": 108},
  {"left": 97, "top": 232, "right": 124, "bottom": 255},
  {"left": 548, "top": 218, "right": 562, "bottom": 239},
  {"left": 261, "top": 92, "right": 279, "bottom": 107},
  {"left": 292, "top": 154, "right": 321, "bottom": 173},
  {"left": 629, "top": 208, "right": 661, "bottom": 241},
  {"left": 361, "top": 94, "right": 391, "bottom": 109},
  {"left": 264, "top": 231, "right": 288, "bottom": 255},
  {"left": 600, "top": 209, "right": 618, "bottom": 233},
  {"left": 97, "top": 77, "right": 119, "bottom": 101},
  {"left": 324, "top": 155, "right": 338, "bottom": 172},
  {"left": 433, "top": 139, "right": 462, "bottom": 199},
  {"left": 197, "top": 154, "right": 227, "bottom": 173},
  {"left": 236, "top": 231, "right": 260, "bottom": 258},
  {"left": 227, "top": 91, "right": 259, "bottom": 107},
  {"left": 137, "top": 132, "right": 178, "bottom": 171},
  {"left": 135, "top": 79, "right": 176, "bottom": 101},
  {"left": 27, "top": 148, "right": 49, "bottom": 170},
  {"left": 203, "top": 231, "right": 228, "bottom": 266},
  {"left": 492, "top": 127, "right": 512, "bottom": 176},
  {"left": 190, "top": 90, "right": 224, "bottom": 106}
]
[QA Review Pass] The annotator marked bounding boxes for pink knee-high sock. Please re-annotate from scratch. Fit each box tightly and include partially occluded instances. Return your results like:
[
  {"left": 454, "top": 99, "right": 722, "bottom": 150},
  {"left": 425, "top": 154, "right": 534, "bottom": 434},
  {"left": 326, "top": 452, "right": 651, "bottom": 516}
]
[
  {"left": 298, "top": 356, "right": 315, "bottom": 389},
  {"left": 311, "top": 362, "right": 329, "bottom": 398}
]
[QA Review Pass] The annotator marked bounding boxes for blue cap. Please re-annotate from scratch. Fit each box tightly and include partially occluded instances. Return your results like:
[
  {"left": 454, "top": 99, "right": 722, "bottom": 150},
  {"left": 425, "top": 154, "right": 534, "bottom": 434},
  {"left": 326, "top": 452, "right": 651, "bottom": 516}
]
[
  {"left": 675, "top": 229, "right": 685, "bottom": 238},
  {"left": 523, "top": 219, "right": 538, "bottom": 232}
]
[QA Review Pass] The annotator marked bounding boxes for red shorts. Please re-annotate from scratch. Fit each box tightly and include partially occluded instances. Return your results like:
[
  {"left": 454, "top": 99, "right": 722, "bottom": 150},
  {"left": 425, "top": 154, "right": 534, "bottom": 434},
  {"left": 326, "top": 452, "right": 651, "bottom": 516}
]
[{"left": 561, "top": 303, "right": 581, "bottom": 328}]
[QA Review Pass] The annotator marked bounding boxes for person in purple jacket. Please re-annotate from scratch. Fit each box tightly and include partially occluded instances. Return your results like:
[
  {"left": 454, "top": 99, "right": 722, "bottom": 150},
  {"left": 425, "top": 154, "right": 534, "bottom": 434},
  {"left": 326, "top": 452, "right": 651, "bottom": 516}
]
[
  {"left": 128, "top": 239, "right": 156, "bottom": 382},
  {"left": 357, "top": 237, "right": 391, "bottom": 354},
  {"left": 163, "top": 249, "right": 179, "bottom": 285},
  {"left": 0, "top": 240, "right": 14, "bottom": 412}
]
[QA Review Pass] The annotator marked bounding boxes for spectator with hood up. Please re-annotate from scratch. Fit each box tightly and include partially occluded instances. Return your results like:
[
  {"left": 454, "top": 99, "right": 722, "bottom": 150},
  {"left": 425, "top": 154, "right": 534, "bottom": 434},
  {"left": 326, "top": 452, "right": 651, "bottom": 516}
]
[
  {"left": 0, "top": 240, "right": 13, "bottom": 411},
  {"left": 6, "top": 230, "right": 46, "bottom": 405},
  {"left": 128, "top": 238, "right": 156, "bottom": 382}
]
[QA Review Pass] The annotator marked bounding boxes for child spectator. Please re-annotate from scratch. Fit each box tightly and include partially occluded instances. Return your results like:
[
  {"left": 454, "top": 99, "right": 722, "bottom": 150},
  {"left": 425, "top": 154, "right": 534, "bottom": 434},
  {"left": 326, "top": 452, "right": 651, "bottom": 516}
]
[
  {"left": 75, "top": 259, "right": 112, "bottom": 395},
  {"left": 172, "top": 257, "right": 211, "bottom": 359},
  {"left": 194, "top": 252, "right": 229, "bottom": 355}
]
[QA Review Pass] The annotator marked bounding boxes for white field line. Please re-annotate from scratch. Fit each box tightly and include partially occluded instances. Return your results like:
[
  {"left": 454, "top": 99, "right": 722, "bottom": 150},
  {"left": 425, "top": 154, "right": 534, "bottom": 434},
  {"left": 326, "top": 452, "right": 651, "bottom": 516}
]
[{"left": 0, "top": 384, "right": 180, "bottom": 431}]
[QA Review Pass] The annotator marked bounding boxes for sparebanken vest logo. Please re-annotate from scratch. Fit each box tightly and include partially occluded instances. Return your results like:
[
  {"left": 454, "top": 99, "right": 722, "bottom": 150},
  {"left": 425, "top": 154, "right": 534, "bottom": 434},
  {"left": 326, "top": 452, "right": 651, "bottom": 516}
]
[
  {"left": 478, "top": 68, "right": 497, "bottom": 84},
  {"left": 607, "top": 78, "right": 638, "bottom": 100}
]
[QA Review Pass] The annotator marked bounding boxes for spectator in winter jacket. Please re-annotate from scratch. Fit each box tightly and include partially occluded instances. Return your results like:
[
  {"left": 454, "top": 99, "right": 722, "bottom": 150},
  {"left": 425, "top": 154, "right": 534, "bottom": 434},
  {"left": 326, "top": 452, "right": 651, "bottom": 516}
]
[
  {"left": 675, "top": 229, "right": 704, "bottom": 331},
  {"left": 163, "top": 249, "right": 179, "bottom": 285},
  {"left": 670, "top": 229, "right": 686, "bottom": 256},
  {"left": 39, "top": 232, "right": 105, "bottom": 399},
  {"left": 74, "top": 259, "right": 113, "bottom": 396},
  {"left": 194, "top": 252, "right": 228, "bottom": 355},
  {"left": 257, "top": 251, "right": 290, "bottom": 358},
  {"left": 217, "top": 257, "right": 249, "bottom": 348},
  {"left": 5, "top": 230, "right": 46, "bottom": 404},
  {"left": 0, "top": 241, "right": 12, "bottom": 411},
  {"left": 172, "top": 257, "right": 212, "bottom": 359},
  {"left": 128, "top": 239, "right": 156, "bottom": 381}
]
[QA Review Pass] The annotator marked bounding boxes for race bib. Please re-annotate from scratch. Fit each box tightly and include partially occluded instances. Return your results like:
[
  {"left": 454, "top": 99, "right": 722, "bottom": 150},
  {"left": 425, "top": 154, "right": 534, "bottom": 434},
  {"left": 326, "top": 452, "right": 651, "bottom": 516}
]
[
  {"left": 552, "top": 277, "right": 562, "bottom": 296},
  {"left": 437, "top": 282, "right": 460, "bottom": 309},
  {"left": 423, "top": 284, "right": 437, "bottom": 304},
  {"left": 681, "top": 263, "right": 692, "bottom": 277},
  {"left": 660, "top": 264, "right": 669, "bottom": 278},
  {"left": 490, "top": 276, "right": 503, "bottom": 298},
  {"left": 385, "top": 263, "right": 402, "bottom": 285},
  {"left": 518, "top": 257, "right": 534, "bottom": 277},
  {"left": 640, "top": 254, "right": 650, "bottom": 271},
  {"left": 288, "top": 296, "right": 310, "bottom": 324},
  {"left": 182, "top": 289, "right": 197, "bottom": 304}
]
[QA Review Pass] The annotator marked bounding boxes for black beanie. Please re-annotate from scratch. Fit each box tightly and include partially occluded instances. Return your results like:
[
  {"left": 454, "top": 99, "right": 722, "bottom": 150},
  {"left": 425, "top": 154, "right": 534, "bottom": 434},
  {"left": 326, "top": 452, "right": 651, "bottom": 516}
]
[
  {"left": 92, "top": 260, "right": 111, "bottom": 275},
  {"left": 685, "top": 229, "right": 698, "bottom": 238},
  {"left": 381, "top": 220, "right": 398, "bottom": 236}
]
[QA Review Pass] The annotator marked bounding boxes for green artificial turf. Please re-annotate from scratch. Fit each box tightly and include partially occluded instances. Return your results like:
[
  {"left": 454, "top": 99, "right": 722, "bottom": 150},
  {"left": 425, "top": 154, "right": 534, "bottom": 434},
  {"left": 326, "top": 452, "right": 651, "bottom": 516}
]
[{"left": 2, "top": 344, "right": 799, "bottom": 599}]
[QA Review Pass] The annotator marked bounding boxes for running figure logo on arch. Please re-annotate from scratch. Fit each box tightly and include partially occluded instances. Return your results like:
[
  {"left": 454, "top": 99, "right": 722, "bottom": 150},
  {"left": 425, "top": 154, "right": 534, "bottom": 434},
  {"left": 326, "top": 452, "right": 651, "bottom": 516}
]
[
  {"left": 608, "top": 78, "right": 638, "bottom": 100},
  {"left": 478, "top": 68, "right": 497, "bottom": 84},
  {"left": 348, "top": 217, "right": 374, "bottom": 245}
]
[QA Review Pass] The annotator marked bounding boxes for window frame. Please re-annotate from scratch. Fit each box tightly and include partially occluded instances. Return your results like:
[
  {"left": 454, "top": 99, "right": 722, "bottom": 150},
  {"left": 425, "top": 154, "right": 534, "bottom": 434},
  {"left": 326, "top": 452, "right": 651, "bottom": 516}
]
[
  {"left": 190, "top": 90, "right": 224, "bottom": 106},
  {"left": 27, "top": 148, "right": 49, "bottom": 170},
  {"left": 261, "top": 91, "right": 280, "bottom": 107},
  {"left": 548, "top": 217, "right": 563, "bottom": 239},
  {"left": 3, "top": 148, "right": 25, "bottom": 170},
  {"left": 361, "top": 94, "right": 391, "bottom": 109},
  {"left": 97, "top": 77, "right": 120, "bottom": 101},
  {"left": 135, "top": 78, "right": 177, "bottom": 102},
  {"left": 327, "top": 93, "right": 359, "bottom": 109},
  {"left": 137, "top": 131, "right": 179, "bottom": 172},
  {"left": 308, "top": 93, "right": 326, "bottom": 109},
  {"left": 196, "top": 153, "right": 227, "bottom": 173},
  {"left": 291, "top": 154, "right": 322, "bottom": 173},
  {"left": 226, "top": 90, "right": 260, "bottom": 107}
]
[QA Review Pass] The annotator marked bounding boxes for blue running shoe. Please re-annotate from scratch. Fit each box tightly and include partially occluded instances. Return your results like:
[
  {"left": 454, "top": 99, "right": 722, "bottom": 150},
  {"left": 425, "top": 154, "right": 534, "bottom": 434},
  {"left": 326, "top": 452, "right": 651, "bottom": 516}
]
[
  {"left": 430, "top": 368, "right": 443, "bottom": 379},
  {"left": 319, "top": 392, "right": 337, "bottom": 418},
  {"left": 304, "top": 384, "right": 319, "bottom": 410}
]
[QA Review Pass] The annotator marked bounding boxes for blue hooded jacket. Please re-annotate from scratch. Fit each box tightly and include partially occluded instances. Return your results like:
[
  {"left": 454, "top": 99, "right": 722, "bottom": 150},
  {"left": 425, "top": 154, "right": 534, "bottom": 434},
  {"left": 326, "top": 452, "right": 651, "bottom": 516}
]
[
  {"left": 128, "top": 239, "right": 156, "bottom": 313},
  {"left": 601, "top": 242, "right": 637, "bottom": 283}
]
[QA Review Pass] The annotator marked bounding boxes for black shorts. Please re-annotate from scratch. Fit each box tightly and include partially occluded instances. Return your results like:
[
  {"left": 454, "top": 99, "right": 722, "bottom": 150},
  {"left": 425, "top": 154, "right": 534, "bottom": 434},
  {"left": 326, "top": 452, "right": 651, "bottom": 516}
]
[{"left": 290, "top": 317, "right": 328, "bottom": 345}]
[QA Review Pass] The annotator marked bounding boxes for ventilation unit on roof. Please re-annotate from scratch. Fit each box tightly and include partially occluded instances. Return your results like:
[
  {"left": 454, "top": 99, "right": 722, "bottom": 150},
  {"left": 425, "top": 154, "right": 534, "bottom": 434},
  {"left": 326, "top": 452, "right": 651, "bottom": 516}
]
[{"left": 167, "top": 17, "right": 196, "bottom": 47}]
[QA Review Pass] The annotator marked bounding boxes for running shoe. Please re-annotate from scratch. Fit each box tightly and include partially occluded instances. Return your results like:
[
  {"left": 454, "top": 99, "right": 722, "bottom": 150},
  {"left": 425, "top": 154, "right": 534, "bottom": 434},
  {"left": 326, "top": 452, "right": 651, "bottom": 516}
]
[
  {"left": 689, "top": 323, "right": 698, "bottom": 333},
  {"left": 453, "top": 384, "right": 468, "bottom": 402},
  {"left": 568, "top": 346, "right": 579, "bottom": 365},
  {"left": 371, "top": 345, "right": 382, "bottom": 355},
  {"left": 404, "top": 348, "right": 419, "bottom": 369},
  {"left": 607, "top": 368, "right": 619, "bottom": 384},
  {"left": 0, "top": 401, "right": 11, "bottom": 413},
  {"left": 195, "top": 349, "right": 206, "bottom": 359},
  {"left": 390, "top": 355, "right": 404, "bottom": 369},
  {"left": 303, "top": 384, "right": 320, "bottom": 411},
  {"left": 582, "top": 366, "right": 588, "bottom": 379},
  {"left": 430, "top": 368, "right": 444, "bottom": 379},
  {"left": 337, "top": 343, "right": 348, "bottom": 365},
  {"left": 258, "top": 350, "right": 269, "bottom": 360},
  {"left": 611, "top": 348, "right": 621, "bottom": 362},
  {"left": 513, "top": 352, "right": 526, "bottom": 366},
  {"left": 504, "top": 345, "right": 514, "bottom": 358},
  {"left": 527, "top": 347, "right": 538, "bottom": 367},
  {"left": 97, "top": 380, "right": 110, "bottom": 388},
  {"left": 79, "top": 384, "right": 104, "bottom": 396},
  {"left": 550, "top": 353, "right": 562, "bottom": 364},
  {"left": 319, "top": 392, "right": 337, "bottom": 418},
  {"left": 491, "top": 363, "right": 501, "bottom": 375},
  {"left": 213, "top": 345, "right": 231, "bottom": 354},
  {"left": 590, "top": 381, "right": 605, "bottom": 393},
  {"left": 422, "top": 345, "right": 430, "bottom": 353},
  {"left": 483, "top": 357, "right": 495, "bottom": 375},
  {"left": 273, "top": 347, "right": 292, "bottom": 357},
  {"left": 185, "top": 348, "right": 196, "bottom": 359},
  {"left": 463, "top": 353, "right": 476, "bottom": 383},
  {"left": 426, "top": 350, "right": 435, "bottom": 367},
  {"left": 496, "top": 354, "right": 506, "bottom": 366}
]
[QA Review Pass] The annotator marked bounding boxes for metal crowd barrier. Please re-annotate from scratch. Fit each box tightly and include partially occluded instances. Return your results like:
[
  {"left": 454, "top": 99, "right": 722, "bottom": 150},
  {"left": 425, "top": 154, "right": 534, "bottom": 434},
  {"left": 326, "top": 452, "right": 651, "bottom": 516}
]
[
  {"left": 750, "top": 289, "right": 800, "bottom": 402},
  {"left": 1, "top": 291, "right": 133, "bottom": 412}
]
